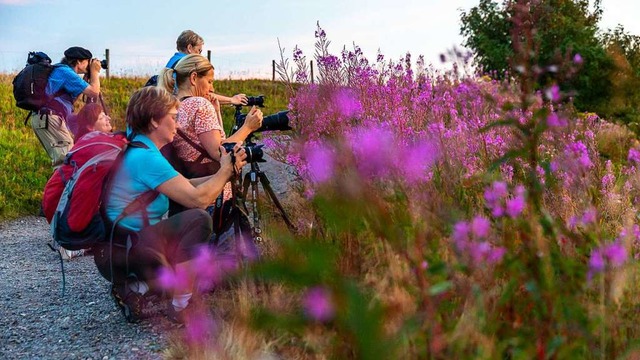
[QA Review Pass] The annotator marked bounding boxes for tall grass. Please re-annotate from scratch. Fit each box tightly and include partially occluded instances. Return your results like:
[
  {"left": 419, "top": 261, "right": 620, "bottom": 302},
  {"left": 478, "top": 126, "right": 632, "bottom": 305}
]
[{"left": 0, "top": 74, "right": 289, "bottom": 221}]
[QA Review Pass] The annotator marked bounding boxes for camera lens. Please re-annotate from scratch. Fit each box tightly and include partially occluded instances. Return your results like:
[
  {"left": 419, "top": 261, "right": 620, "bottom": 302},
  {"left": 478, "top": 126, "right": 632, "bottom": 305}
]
[
  {"left": 257, "top": 110, "right": 291, "bottom": 132},
  {"left": 246, "top": 95, "right": 265, "bottom": 107},
  {"left": 100, "top": 59, "right": 108, "bottom": 70},
  {"left": 245, "top": 144, "right": 265, "bottom": 163}
]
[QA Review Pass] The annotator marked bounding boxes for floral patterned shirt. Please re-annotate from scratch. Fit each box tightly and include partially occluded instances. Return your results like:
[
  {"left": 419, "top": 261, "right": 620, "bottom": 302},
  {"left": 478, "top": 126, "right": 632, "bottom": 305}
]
[
  {"left": 174, "top": 96, "right": 224, "bottom": 163},
  {"left": 174, "top": 96, "right": 232, "bottom": 200}
]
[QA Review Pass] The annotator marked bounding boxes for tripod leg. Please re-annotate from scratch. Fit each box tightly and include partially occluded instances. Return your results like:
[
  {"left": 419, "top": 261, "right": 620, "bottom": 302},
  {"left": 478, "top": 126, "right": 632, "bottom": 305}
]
[
  {"left": 257, "top": 172, "right": 297, "bottom": 233},
  {"left": 240, "top": 170, "right": 262, "bottom": 242}
]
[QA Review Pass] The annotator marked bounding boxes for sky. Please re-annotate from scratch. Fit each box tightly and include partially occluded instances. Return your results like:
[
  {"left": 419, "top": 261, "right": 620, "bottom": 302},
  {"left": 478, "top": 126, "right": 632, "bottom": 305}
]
[{"left": 0, "top": 0, "right": 638, "bottom": 79}]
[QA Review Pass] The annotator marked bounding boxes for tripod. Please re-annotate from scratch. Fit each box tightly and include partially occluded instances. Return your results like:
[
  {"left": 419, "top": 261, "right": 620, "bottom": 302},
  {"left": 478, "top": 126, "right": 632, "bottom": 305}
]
[
  {"left": 228, "top": 105, "right": 297, "bottom": 244},
  {"left": 235, "top": 158, "right": 297, "bottom": 242}
]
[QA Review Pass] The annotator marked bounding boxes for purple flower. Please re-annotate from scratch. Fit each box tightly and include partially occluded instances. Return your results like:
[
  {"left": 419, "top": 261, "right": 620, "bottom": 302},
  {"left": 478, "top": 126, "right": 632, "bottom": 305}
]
[
  {"left": 573, "top": 53, "right": 583, "bottom": 65},
  {"left": 588, "top": 241, "right": 629, "bottom": 280},
  {"left": 505, "top": 186, "right": 526, "bottom": 218},
  {"left": 484, "top": 181, "right": 508, "bottom": 216},
  {"left": 628, "top": 148, "right": 640, "bottom": 165},
  {"left": 452, "top": 221, "right": 470, "bottom": 250},
  {"left": 546, "top": 113, "right": 567, "bottom": 127},
  {"left": 545, "top": 84, "right": 561, "bottom": 102},
  {"left": 487, "top": 247, "right": 507, "bottom": 263},
  {"left": 470, "top": 241, "right": 492, "bottom": 263},
  {"left": 334, "top": 89, "right": 363, "bottom": 118},
  {"left": 565, "top": 141, "right": 593, "bottom": 172},
  {"left": 420, "top": 260, "right": 428, "bottom": 270},
  {"left": 471, "top": 216, "right": 491, "bottom": 238},
  {"left": 403, "top": 139, "right": 439, "bottom": 184},
  {"left": 302, "top": 286, "right": 334, "bottom": 322},
  {"left": 589, "top": 249, "right": 605, "bottom": 274},
  {"left": 157, "top": 266, "right": 191, "bottom": 292},
  {"left": 604, "top": 243, "right": 627, "bottom": 267},
  {"left": 581, "top": 208, "right": 597, "bottom": 225},
  {"left": 349, "top": 127, "right": 395, "bottom": 177},
  {"left": 305, "top": 143, "right": 335, "bottom": 184}
]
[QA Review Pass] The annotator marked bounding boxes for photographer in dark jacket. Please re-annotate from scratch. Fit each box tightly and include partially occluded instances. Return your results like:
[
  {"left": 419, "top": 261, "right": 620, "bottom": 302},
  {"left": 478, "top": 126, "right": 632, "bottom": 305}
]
[{"left": 30, "top": 46, "right": 101, "bottom": 167}]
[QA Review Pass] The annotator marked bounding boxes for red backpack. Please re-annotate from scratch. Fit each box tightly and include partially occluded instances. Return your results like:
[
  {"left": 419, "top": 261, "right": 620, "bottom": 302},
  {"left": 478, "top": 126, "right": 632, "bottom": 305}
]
[
  {"left": 43, "top": 131, "right": 128, "bottom": 249},
  {"left": 43, "top": 131, "right": 157, "bottom": 251}
]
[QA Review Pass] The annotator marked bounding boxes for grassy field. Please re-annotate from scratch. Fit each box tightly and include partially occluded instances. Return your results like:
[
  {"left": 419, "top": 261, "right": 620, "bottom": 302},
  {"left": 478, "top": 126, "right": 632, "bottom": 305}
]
[{"left": 0, "top": 74, "right": 290, "bottom": 220}]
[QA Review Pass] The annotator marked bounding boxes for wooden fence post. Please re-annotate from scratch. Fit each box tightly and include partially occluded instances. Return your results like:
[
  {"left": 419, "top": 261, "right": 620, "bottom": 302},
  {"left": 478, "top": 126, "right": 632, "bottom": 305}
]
[
  {"left": 207, "top": 50, "right": 211, "bottom": 63},
  {"left": 272, "top": 60, "right": 276, "bottom": 82},
  {"left": 310, "top": 60, "right": 314, "bottom": 84},
  {"left": 105, "top": 49, "right": 110, "bottom": 79}
]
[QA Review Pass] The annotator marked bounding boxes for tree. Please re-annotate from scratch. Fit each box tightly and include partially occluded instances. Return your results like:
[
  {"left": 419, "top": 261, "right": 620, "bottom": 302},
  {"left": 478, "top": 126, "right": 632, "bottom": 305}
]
[
  {"left": 600, "top": 25, "right": 640, "bottom": 128},
  {"left": 460, "top": 0, "right": 614, "bottom": 112}
]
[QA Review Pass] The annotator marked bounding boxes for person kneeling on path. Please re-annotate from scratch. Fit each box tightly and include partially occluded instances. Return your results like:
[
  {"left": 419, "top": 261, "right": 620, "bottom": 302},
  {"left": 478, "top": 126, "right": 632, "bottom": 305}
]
[
  {"left": 30, "top": 46, "right": 101, "bottom": 167},
  {"left": 55, "top": 103, "right": 113, "bottom": 261},
  {"left": 93, "top": 86, "right": 247, "bottom": 323}
]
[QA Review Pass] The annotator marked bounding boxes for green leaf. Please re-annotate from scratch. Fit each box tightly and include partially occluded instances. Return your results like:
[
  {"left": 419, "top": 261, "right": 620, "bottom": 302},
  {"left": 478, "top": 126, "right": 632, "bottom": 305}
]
[{"left": 429, "top": 281, "right": 453, "bottom": 296}]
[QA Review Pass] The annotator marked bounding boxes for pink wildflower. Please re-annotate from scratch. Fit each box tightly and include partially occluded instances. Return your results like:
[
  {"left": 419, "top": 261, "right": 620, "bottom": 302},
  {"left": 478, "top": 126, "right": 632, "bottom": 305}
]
[{"left": 302, "top": 286, "right": 335, "bottom": 322}]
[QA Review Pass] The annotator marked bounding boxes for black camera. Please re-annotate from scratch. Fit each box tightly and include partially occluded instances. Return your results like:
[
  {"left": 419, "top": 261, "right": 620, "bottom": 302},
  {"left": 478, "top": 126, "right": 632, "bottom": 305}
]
[
  {"left": 222, "top": 142, "right": 265, "bottom": 163},
  {"left": 246, "top": 95, "right": 265, "bottom": 107},
  {"left": 100, "top": 59, "right": 108, "bottom": 70},
  {"left": 233, "top": 95, "right": 292, "bottom": 134}
]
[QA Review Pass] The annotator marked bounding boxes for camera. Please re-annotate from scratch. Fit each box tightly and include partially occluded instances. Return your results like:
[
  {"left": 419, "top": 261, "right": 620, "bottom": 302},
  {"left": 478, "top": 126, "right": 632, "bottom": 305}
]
[
  {"left": 222, "top": 142, "right": 265, "bottom": 163},
  {"left": 233, "top": 95, "right": 292, "bottom": 134},
  {"left": 246, "top": 95, "right": 265, "bottom": 107},
  {"left": 100, "top": 59, "right": 108, "bottom": 70}
]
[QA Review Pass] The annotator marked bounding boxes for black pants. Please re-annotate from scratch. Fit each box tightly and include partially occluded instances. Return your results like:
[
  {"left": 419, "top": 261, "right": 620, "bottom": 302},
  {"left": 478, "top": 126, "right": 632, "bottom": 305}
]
[
  {"left": 169, "top": 160, "right": 220, "bottom": 216},
  {"left": 94, "top": 209, "right": 213, "bottom": 284}
]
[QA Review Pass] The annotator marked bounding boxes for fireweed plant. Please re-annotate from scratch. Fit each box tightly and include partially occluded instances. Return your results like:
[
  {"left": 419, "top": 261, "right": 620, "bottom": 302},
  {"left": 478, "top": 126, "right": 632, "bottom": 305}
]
[
  {"left": 219, "top": 17, "right": 640, "bottom": 359},
  {"left": 161, "top": 17, "right": 640, "bottom": 360}
]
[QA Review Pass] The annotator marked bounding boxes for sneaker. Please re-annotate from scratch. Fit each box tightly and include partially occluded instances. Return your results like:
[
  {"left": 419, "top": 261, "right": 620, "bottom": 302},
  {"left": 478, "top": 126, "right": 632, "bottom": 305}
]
[
  {"left": 111, "top": 284, "right": 145, "bottom": 323},
  {"left": 59, "top": 247, "right": 85, "bottom": 261}
]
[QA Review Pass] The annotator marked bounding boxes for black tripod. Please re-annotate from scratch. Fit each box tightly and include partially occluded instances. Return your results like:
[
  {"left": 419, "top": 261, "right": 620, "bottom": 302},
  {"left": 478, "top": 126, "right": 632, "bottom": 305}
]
[
  {"left": 237, "top": 155, "right": 297, "bottom": 242},
  {"left": 228, "top": 104, "right": 297, "bottom": 244}
]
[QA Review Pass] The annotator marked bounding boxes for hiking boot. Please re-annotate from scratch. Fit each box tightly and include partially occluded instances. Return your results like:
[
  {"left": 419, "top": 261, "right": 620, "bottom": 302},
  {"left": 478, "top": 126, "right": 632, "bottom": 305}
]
[
  {"left": 165, "top": 298, "right": 201, "bottom": 325},
  {"left": 111, "top": 284, "right": 145, "bottom": 323},
  {"left": 59, "top": 247, "right": 85, "bottom": 261}
]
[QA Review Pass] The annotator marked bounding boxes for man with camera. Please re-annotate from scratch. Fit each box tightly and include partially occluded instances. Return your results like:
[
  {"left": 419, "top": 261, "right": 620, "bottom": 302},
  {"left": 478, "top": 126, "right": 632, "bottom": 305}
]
[{"left": 30, "top": 46, "right": 102, "bottom": 167}]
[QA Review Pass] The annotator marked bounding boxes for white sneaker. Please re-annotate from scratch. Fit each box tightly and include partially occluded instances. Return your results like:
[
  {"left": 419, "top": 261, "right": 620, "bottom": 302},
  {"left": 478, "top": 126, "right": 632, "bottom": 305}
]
[{"left": 59, "top": 247, "right": 85, "bottom": 260}]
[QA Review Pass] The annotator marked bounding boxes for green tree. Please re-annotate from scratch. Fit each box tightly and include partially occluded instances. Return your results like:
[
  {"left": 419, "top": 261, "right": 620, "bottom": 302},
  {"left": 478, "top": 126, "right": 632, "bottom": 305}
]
[
  {"left": 600, "top": 25, "right": 640, "bottom": 128},
  {"left": 460, "top": 0, "right": 614, "bottom": 112}
]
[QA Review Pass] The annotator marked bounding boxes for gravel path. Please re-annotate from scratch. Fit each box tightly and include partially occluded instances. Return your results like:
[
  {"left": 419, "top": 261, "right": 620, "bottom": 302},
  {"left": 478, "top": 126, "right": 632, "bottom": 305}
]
[
  {"left": 0, "top": 216, "right": 177, "bottom": 359},
  {"left": 0, "top": 154, "right": 296, "bottom": 359}
]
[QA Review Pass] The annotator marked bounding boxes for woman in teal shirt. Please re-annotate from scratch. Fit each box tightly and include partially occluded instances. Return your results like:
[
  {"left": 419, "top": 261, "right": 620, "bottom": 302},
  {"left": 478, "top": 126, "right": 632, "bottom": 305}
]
[{"left": 95, "top": 86, "right": 246, "bottom": 324}]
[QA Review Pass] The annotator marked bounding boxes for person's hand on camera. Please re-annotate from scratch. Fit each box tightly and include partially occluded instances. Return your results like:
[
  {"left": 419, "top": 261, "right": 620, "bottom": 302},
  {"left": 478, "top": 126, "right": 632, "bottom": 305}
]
[
  {"left": 90, "top": 58, "right": 101, "bottom": 73},
  {"left": 232, "top": 144, "right": 248, "bottom": 172},
  {"left": 244, "top": 106, "right": 263, "bottom": 132},
  {"left": 219, "top": 145, "right": 235, "bottom": 178},
  {"left": 231, "top": 94, "right": 248, "bottom": 106},
  {"left": 219, "top": 145, "right": 247, "bottom": 178}
]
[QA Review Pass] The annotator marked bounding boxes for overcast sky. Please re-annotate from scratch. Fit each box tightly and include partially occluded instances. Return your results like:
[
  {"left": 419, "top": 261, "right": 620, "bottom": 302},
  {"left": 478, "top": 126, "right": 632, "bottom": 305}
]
[{"left": 0, "top": 0, "right": 638, "bottom": 78}]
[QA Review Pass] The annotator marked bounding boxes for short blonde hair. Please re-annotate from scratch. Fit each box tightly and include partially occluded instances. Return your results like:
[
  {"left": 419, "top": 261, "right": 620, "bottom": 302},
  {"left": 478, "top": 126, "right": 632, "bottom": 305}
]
[
  {"left": 126, "top": 87, "right": 179, "bottom": 134},
  {"left": 157, "top": 54, "right": 214, "bottom": 94}
]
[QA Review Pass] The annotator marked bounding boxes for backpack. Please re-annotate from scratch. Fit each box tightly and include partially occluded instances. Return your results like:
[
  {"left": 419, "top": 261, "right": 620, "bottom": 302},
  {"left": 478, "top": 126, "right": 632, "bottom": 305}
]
[
  {"left": 43, "top": 131, "right": 157, "bottom": 250},
  {"left": 12, "top": 51, "right": 59, "bottom": 112}
]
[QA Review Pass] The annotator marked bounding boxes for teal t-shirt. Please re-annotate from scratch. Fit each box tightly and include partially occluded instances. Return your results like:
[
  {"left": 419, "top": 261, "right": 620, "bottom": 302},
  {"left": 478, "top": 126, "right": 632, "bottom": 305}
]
[{"left": 106, "top": 134, "right": 179, "bottom": 231}]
